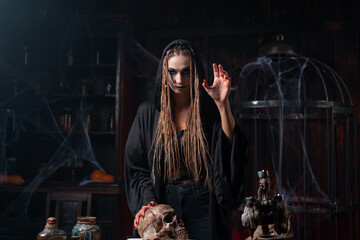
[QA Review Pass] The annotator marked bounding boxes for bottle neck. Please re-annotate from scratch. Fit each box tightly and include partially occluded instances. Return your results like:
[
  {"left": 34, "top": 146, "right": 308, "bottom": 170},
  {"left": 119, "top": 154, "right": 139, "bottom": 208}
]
[{"left": 44, "top": 223, "right": 57, "bottom": 230}]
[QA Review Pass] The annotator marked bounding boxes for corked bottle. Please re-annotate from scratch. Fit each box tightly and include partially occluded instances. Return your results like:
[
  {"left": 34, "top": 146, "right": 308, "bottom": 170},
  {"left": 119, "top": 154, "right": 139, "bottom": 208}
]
[
  {"left": 71, "top": 216, "right": 101, "bottom": 240},
  {"left": 107, "top": 111, "right": 115, "bottom": 133},
  {"left": 60, "top": 108, "right": 72, "bottom": 132},
  {"left": 37, "top": 217, "right": 67, "bottom": 240}
]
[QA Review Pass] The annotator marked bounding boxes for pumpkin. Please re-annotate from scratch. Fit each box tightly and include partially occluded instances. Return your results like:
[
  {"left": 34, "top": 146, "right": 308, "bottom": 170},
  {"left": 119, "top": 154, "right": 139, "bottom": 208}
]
[
  {"left": 90, "top": 169, "right": 114, "bottom": 183},
  {"left": 0, "top": 173, "right": 24, "bottom": 185}
]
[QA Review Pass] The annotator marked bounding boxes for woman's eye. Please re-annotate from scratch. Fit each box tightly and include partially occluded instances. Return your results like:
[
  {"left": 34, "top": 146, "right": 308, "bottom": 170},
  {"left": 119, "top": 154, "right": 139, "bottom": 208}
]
[
  {"left": 182, "top": 69, "right": 190, "bottom": 75},
  {"left": 168, "top": 70, "right": 177, "bottom": 76}
]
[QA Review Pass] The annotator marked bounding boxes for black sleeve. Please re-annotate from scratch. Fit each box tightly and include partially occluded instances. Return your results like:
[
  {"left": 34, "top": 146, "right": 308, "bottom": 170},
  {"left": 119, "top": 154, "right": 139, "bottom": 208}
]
[
  {"left": 211, "top": 123, "right": 249, "bottom": 210},
  {"left": 124, "top": 104, "right": 157, "bottom": 216}
]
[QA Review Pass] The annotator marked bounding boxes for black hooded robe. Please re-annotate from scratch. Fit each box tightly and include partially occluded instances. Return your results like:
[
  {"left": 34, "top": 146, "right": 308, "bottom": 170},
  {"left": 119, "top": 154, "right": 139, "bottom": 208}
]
[{"left": 124, "top": 40, "right": 249, "bottom": 240}]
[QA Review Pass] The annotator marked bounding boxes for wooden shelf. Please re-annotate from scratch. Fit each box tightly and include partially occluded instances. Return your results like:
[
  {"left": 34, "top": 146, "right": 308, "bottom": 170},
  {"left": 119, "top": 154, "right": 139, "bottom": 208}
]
[
  {"left": 23, "top": 131, "right": 116, "bottom": 136},
  {"left": 48, "top": 95, "right": 116, "bottom": 103},
  {"left": 0, "top": 184, "right": 124, "bottom": 195},
  {"left": 52, "top": 94, "right": 116, "bottom": 98},
  {"left": 62, "top": 64, "right": 117, "bottom": 70}
]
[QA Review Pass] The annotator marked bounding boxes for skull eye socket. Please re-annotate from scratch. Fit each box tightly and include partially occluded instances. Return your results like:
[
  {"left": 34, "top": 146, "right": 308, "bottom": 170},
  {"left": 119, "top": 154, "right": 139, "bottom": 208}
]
[{"left": 163, "top": 212, "right": 175, "bottom": 223}]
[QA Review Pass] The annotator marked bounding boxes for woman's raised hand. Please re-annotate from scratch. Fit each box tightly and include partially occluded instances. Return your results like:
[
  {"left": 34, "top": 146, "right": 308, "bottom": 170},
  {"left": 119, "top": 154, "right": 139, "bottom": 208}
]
[
  {"left": 202, "top": 63, "right": 231, "bottom": 105},
  {"left": 134, "top": 201, "right": 157, "bottom": 230}
]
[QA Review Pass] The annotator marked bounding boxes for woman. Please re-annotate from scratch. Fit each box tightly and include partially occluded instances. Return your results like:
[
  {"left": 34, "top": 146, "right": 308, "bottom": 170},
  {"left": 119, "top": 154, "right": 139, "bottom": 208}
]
[{"left": 124, "top": 39, "right": 248, "bottom": 239}]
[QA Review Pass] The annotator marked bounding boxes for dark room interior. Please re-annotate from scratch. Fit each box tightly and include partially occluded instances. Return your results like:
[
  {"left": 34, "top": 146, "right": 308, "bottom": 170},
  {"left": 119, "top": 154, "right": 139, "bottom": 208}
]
[{"left": 0, "top": 0, "right": 359, "bottom": 239}]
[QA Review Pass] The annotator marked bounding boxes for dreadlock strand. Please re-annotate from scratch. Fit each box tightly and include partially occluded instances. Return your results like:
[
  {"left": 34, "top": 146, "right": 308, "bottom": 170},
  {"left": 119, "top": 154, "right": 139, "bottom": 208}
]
[{"left": 152, "top": 45, "right": 212, "bottom": 187}]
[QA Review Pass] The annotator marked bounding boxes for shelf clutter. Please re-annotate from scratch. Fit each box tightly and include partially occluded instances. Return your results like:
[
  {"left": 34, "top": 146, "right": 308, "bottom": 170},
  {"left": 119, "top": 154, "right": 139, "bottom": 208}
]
[{"left": 0, "top": 5, "right": 133, "bottom": 239}]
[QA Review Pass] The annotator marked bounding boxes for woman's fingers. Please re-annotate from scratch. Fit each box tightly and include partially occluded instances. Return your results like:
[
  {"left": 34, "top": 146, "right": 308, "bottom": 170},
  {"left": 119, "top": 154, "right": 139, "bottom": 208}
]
[
  {"left": 218, "top": 64, "right": 224, "bottom": 76},
  {"left": 134, "top": 208, "right": 146, "bottom": 229},
  {"left": 202, "top": 79, "right": 216, "bottom": 91},
  {"left": 213, "top": 63, "right": 219, "bottom": 78},
  {"left": 134, "top": 201, "right": 157, "bottom": 229},
  {"left": 134, "top": 207, "right": 144, "bottom": 229},
  {"left": 219, "top": 64, "right": 230, "bottom": 78},
  {"left": 149, "top": 201, "right": 157, "bottom": 207},
  {"left": 134, "top": 213, "right": 140, "bottom": 229},
  {"left": 214, "top": 63, "right": 229, "bottom": 79}
]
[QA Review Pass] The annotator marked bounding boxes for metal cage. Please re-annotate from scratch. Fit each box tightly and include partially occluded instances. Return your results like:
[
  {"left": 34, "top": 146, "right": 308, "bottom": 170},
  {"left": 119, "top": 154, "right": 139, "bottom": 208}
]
[{"left": 231, "top": 53, "right": 358, "bottom": 240}]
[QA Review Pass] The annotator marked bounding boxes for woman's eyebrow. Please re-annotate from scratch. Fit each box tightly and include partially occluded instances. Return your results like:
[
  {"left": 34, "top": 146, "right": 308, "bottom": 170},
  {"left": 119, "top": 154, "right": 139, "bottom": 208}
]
[{"left": 168, "top": 66, "right": 190, "bottom": 71}]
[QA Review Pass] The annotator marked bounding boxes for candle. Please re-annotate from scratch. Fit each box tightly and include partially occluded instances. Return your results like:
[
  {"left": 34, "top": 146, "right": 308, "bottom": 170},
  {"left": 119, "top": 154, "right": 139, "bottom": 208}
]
[
  {"left": 273, "top": 193, "right": 283, "bottom": 202},
  {"left": 245, "top": 196, "right": 256, "bottom": 206},
  {"left": 257, "top": 169, "right": 268, "bottom": 178}
]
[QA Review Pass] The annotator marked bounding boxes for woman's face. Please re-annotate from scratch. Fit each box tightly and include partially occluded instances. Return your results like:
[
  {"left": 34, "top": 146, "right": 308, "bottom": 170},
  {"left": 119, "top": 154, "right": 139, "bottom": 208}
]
[{"left": 167, "top": 54, "right": 191, "bottom": 96}]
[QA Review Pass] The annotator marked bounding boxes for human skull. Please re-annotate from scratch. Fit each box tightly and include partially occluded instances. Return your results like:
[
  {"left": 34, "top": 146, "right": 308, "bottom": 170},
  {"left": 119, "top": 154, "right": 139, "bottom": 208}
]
[{"left": 137, "top": 204, "right": 189, "bottom": 240}]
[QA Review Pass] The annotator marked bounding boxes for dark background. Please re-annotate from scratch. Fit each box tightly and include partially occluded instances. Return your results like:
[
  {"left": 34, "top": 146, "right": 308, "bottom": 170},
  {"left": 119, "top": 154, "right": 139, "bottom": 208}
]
[{"left": 0, "top": 0, "right": 359, "bottom": 239}]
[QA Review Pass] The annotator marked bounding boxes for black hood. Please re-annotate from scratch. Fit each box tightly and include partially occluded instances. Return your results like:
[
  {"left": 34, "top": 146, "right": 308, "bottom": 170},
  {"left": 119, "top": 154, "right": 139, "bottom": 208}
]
[{"left": 154, "top": 39, "right": 218, "bottom": 120}]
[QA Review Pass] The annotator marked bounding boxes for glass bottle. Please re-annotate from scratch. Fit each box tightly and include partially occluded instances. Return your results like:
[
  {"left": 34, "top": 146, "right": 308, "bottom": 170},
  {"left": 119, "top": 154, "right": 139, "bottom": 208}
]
[
  {"left": 57, "top": 74, "right": 71, "bottom": 96},
  {"left": 37, "top": 217, "right": 67, "bottom": 240},
  {"left": 87, "top": 114, "right": 92, "bottom": 132},
  {"left": 107, "top": 111, "right": 115, "bottom": 132},
  {"left": 81, "top": 79, "right": 88, "bottom": 96},
  {"left": 60, "top": 108, "right": 72, "bottom": 132},
  {"left": 105, "top": 76, "right": 113, "bottom": 96},
  {"left": 72, "top": 216, "right": 101, "bottom": 240}
]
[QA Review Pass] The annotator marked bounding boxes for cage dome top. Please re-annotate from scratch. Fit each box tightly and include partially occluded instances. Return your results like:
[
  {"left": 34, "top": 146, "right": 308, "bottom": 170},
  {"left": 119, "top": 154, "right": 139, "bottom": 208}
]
[{"left": 231, "top": 52, "right": 353, "bottom": 113}]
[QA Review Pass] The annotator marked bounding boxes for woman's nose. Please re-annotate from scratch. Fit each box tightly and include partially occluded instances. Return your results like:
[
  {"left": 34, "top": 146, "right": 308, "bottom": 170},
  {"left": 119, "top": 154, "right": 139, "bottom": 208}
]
[{"left": 175, "top": 73, "right": 183, "bottom": 83}]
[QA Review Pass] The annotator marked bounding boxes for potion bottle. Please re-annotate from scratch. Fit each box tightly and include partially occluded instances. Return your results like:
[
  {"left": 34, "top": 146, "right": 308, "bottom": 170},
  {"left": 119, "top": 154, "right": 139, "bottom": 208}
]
[
  {"left": 71, "top": 216, "right": 101, "bottom": 240},
  {"left": 107, "top": 111, "right": 115, "bottom": 132},
  {"left": 37, "top": 217, "right": 67, "bottom": 240},
  {"left": 104, "top": 76, "right": 113, "bottom": 96},
  {"left": 60, "top": 108, "right": 72, "bottom": 132}
]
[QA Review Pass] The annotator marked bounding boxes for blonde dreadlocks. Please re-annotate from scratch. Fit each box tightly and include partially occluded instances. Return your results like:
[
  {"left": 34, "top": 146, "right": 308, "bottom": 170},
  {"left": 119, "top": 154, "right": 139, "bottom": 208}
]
[{"left": 152, "top": 45, "right": 211, "bottom": 187}]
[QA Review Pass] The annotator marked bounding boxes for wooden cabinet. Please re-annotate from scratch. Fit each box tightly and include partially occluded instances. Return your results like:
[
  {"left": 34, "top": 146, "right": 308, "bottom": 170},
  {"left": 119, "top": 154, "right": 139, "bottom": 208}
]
[{"left": 0, "top": 6, "right": 132, "bottom": 239}]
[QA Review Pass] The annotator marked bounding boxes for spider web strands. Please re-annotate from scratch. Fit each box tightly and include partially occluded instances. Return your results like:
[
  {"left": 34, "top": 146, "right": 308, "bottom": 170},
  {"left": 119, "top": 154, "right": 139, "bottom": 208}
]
[{"left": 231, "top": 54, "right": 357, "bottom": 239}]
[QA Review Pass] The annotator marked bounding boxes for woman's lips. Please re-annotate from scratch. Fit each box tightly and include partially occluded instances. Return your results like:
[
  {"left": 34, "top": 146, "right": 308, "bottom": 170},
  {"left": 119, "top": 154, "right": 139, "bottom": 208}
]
[{"left": 169, "top": 82, "right": 190, "bottom": 89}]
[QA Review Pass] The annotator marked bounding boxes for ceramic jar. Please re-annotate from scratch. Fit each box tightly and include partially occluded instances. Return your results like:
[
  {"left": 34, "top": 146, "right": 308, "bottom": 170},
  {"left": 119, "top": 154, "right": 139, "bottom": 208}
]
[{"left": 71, "top": 216, "right": 101, "bottom": 240}]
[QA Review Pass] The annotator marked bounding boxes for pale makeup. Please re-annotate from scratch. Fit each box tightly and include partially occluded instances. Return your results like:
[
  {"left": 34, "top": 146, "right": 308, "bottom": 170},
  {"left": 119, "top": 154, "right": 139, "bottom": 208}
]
[{"left": 167, "top": 54, "right": 191, "bottom": 95}]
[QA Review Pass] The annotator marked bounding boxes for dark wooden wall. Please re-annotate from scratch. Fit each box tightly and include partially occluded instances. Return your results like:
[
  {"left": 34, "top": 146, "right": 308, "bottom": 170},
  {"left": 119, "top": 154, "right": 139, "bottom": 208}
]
[
  {"left": 123, "top": 0, "right": 359, "bottom": 114},
  {"left": 121, "top": 0, "right": 360, "bottom": 239},
  {"left": 0, "top": 0, "right": 358, "bottom": 239},
  {"left": 123, "top": 0, "right": 360, "bottom": 161}
]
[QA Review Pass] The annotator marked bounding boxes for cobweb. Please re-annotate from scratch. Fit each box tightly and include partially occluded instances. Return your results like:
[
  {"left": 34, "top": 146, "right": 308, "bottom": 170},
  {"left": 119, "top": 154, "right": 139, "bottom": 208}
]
[
  {"left": 0, "top": 6, "right": 357, "bottom": 239},
  {"left": 0, "top": 11, "right": 158, "bottom": 236},
  {"left": 230, "top": 54, "right": 357, "bottom": 239}
]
